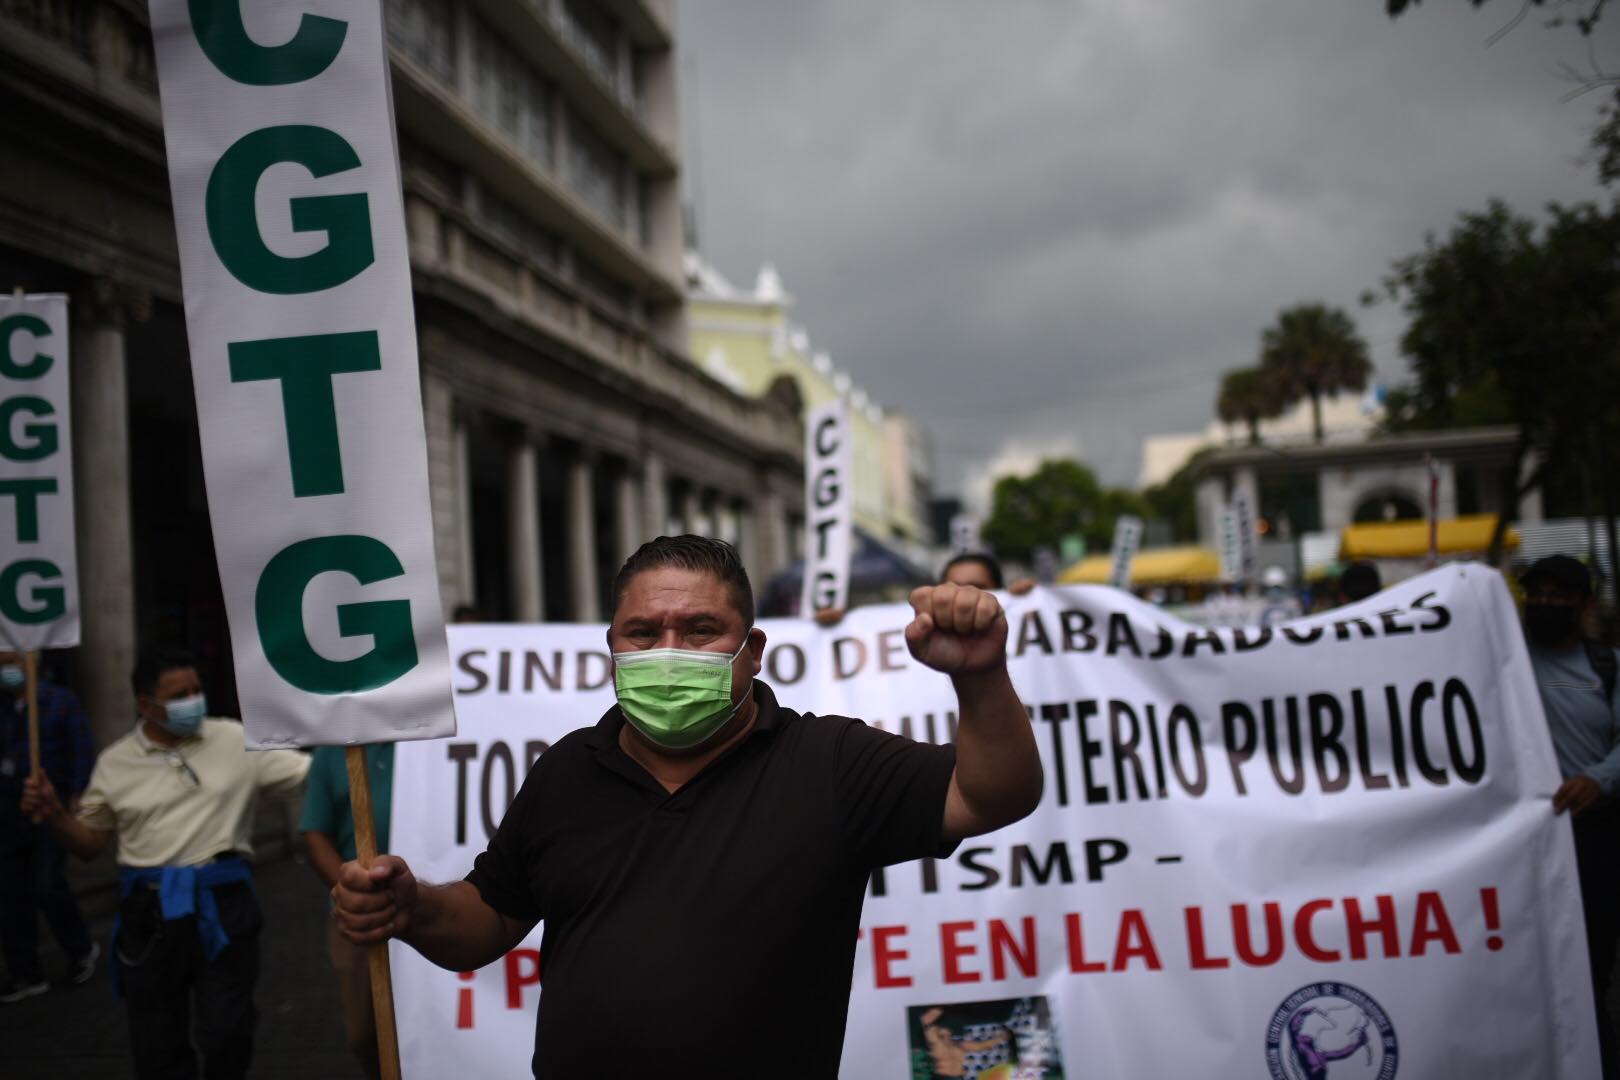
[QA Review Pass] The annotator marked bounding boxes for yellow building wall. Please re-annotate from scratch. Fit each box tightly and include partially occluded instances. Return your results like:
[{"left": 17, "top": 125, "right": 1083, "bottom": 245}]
[{"left": 689, "top": 293, "right": 894, "bottom": 540}]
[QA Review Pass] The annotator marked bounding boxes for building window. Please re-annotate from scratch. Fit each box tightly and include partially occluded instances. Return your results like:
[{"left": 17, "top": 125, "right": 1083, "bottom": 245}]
[
  {"left": 385, "top": 0, "right": 455, "bottom": 83},
  {"left": 479, "top": 189, "right": 560, "bottom": 270},
  {"left": 575, "top": 257, "right": 633, "bottom": 320},
  {"left": 468, "top": 15, "right": 554, "bottom": 170},
  {"left": 560, "top": 0, "right": 621, "bottom": 92},
  {"left": 566, "top": 107, "right": 628, "bottom": 230}
]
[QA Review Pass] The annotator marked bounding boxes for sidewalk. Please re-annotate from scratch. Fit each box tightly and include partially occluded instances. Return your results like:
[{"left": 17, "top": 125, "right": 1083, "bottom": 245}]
[{"left": 0, "top": 855, "right": 361, "bottom": 1080}]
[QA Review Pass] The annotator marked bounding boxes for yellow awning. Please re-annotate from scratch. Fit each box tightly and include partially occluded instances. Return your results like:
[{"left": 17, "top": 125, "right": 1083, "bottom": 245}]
[
  {"left": 1058, "top": 545, "right": 1223, "bottom": 585},
  {"left": 1339, "top": 514, "right": 1520, "bottom": 560}
]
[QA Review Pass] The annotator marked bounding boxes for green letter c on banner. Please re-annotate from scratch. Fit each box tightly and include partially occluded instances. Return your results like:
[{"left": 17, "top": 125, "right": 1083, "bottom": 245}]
[
  {"left": 189, "top": 0, "right": 346, "bottom": 86},
  {"left": 0, "top": 315, "right": 53, "bottom": 379},
  {"left": 206, "top": 126, "right": 374, "bottom": 295},
  {"left": 256, "top": 535, "right": 418, "bottom": 695}
]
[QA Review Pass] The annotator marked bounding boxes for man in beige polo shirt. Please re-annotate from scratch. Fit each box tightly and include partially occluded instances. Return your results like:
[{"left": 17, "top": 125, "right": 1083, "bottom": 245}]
[{"left": 21, "top": 645, "right": 308, "bottom": 1080}]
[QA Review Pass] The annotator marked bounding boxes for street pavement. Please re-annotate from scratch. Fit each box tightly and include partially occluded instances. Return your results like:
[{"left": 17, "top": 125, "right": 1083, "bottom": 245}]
[{"left": 0, "top": 854, "right": 361, "bottom": 1080}]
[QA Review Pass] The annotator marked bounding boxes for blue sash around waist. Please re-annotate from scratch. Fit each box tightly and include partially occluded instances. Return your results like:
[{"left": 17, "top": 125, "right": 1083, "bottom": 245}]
[{"left": 110, "top": 856, "right": 253, "bottom": 997}]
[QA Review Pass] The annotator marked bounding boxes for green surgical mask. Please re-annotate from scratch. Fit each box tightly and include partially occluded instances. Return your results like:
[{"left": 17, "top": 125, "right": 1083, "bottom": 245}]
[{"left": 612, "top": 640, "right": 750, "bottom": 751}]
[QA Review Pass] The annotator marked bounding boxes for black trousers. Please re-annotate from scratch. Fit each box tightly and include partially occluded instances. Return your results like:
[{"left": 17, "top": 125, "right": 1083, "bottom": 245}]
[
  {"left": 0, "top": 811, "right": 92, "bottom": 982},
  {"left": 1576, "top": 804, "right": 1620, "bottom": 1079},
  {"left": 116, "top": 880, "right": 262, "bottom": 1080}
]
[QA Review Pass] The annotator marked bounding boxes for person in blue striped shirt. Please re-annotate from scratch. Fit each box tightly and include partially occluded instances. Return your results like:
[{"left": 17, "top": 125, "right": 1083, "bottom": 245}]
[{"left": 0, "top": 651, "right": 96, "bottom": 1002}]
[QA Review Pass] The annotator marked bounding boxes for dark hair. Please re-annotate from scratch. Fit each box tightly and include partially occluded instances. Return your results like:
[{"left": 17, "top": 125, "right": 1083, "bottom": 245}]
[
  {"left": 131, "top": 644, "right": 200, "bottom": 698},
  {"left": 612, "top": 535, "right": 754, "bottom": 625},
  {"left": 941, "top": 552, "right": 1005, "bottom": 589},
  {"left": 1339, "top": 561, "right": 1382, "bottom": 602}
]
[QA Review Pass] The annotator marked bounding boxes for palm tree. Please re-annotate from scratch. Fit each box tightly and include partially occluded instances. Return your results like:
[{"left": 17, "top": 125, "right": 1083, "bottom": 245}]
[
  {"left": 1216, "top": 367, "right": 1284, "bottom": 445},
  {"left": 1259, "top": 303, "right": 1373, "bottom": 443}
]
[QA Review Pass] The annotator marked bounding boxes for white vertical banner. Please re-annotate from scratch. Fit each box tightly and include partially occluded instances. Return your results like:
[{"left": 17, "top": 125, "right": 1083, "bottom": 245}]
[
  {"left": 0, "top": 295, "right": 79, "bottom": 651},
  {"left": 802, "top": 398, "right": 853, "bottom": 613},
  {"left": 950, "top": 512, "right": 981, "bottom": 554},
  {"left": 1231, "top": 489, "right": 1260, "bottom": 586},
  {"left": 148, "top": 2, "right": 453, "bottom": 747},
  {"left": 1107, "top": 514, "right": 1143, "bottom": 590},
  {"left": 1217, "top": 507, "right": 1242, "bottom": 584}
]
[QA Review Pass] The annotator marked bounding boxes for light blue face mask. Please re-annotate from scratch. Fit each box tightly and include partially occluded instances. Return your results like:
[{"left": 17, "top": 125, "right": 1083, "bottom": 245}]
[
  {"left": 0, "top": 664, "right": 24, "bottom": 690},
  {"left": 158, "top": 693, "right": 207, "bottom": 738}
]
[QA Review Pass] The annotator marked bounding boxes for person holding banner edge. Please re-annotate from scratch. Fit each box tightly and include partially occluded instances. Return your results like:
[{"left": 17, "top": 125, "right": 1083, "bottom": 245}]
[
  {"left": 1521, "top": 554, "right": 1620, "bottom": 1077},
  {"left": 300, "top": 742, "right": 395, "bottom": 1080},
  {"left": 334, "top": 534, "right": 1042, "bottom": 1077},
  {"left": 20, "top": 645, "right": 311, "bottom": 1080},
  {"left": 0, "top": 650, "right": 97, "bottom": 1002}
]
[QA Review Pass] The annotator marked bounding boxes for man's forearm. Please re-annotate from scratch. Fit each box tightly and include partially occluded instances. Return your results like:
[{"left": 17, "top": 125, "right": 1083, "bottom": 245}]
[
  {"left": 402, "top": 880, "right": 527, "bottom": 972},
  {"left": 951, "top": 664, "right": 1043, "bottom": 824},
  {"left": 42, "top": 807, "right": 110, "bottom": 860},
  {"left": 304, "top": 831, "right": 345, "bottom": 890}
]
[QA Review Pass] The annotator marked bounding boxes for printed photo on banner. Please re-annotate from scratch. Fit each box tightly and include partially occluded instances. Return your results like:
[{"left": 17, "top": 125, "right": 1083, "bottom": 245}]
[{"left": 907, "top": 996, "right": 1066, "bottom": 1080}]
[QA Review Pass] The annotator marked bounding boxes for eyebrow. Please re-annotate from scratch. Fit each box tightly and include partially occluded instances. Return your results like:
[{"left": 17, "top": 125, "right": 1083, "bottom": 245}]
[{"left": 618, "top": 613, "right": 727, "bottom": 629}]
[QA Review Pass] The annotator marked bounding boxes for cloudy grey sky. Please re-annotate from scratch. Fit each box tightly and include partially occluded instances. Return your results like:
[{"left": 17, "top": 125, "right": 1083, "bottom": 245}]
[{"left": 675, "top": 1, "right": 1611, "bottom": 503}]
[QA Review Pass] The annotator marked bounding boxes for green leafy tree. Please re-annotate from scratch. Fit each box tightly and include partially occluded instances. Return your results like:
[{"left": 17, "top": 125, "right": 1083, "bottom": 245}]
[
  {"left": 1595, "top": 89, "right": 1620, "bottom": 186},
  {"left": 1216, "top": 367, "right": 1285, "bottom": 445},
  {"left": 1378, "top": 199, "right": 1620, "bottom": 561},
  {"left": 1259, "top": 303, "right": 1373, "bottom": 443},
  {"left": 982, "top": 458, "right": 1147, "bottom": 562},
  {"left": 1387, "top": 0, "right": 1608, "bottom": 35},
  {"left": 1389, "top": 1, "right": 1617, "bottom": 183}
]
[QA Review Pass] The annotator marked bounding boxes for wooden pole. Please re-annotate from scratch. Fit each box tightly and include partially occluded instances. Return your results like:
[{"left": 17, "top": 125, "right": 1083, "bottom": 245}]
[
  {"left": 347, "top": 745, "right": 403, "bottom": 1080},
  {"left": 24, "top": 650, "right": 40, "bottom": 779}
]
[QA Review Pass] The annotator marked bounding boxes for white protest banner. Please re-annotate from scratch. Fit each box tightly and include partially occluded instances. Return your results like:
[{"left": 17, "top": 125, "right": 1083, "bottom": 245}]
[
  {"left": 1107, "top": 514, "right": 1143, "bottom": 589},
  {"left": 148, "top": 2, "right": 452, "bottom": 747},
  {"left": 391, "top": 565, "right": 1595, "bottom": 1079},
  {"left": 0, "top": 295, "right": 78, "bottom": 651},
  {"left": 803, "top": 397, "right": 853, "bottom": 613}
]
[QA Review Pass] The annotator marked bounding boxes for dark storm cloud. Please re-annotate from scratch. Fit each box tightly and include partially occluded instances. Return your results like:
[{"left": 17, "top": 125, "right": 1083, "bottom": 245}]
[{"left": 677, "top": 0, "right": 1610, "bottom": 497}]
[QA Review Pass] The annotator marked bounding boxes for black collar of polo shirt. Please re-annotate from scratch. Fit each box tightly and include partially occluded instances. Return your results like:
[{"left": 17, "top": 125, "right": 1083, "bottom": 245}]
[{"left": 585, "top": 680, "right": 783, "bottom": 793}]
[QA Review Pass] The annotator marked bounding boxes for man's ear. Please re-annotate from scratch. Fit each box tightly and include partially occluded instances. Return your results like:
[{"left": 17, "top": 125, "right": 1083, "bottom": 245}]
[{"left": 746, "top": 626, "right": 767, "bottom": 674}]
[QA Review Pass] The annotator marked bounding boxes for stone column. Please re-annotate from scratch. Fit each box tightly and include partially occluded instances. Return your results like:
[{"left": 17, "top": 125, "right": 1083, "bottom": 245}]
[
  {"left": 1434, "top": 459, "right": 1459, "bottom": 521},
  {"left": 758, "top": 486, "right": 789, "bottom": 579},
  {"left": 71, "top": 282, "right": 138, "bottom": 751},
  {"left": 642, "top": 450, "right": 669, "bottom": 537},
  {"left": 567, "top": 453, "right": 600, "bottom": 622},
  {"left": 508, "top": 437, "right": 543, "bottom": 622},
  {"left": 734, "top": 499, "right": 758, "bottom": 579},
  {"left": 453, "top": 415, "right": 476, "bottom": 609},
  {"left": 614, "top": 465, "right": 642, "bottom": 566},
  {"left": 420, "top": 373, "right": 464, "bottom": 614},
  {"left": 1194, "top": 475, "right": 1226, "bottom": 550},
  {"left": 678, "top": 487, "right": 704, "bottom": 536}
]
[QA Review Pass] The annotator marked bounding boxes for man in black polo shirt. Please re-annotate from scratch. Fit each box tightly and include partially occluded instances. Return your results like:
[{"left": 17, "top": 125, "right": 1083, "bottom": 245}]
[{"left": 333, "top": 535, "right": 1042, "bottom": 1077}]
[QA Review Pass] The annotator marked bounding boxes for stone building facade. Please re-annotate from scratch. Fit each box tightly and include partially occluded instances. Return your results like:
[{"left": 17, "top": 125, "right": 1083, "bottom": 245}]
[
  {"left": 1189, "top": 426, "right": 1543, "bottom": 551},
  {"left": 0, "top": 0, "right": 803, "bottom": 750}
]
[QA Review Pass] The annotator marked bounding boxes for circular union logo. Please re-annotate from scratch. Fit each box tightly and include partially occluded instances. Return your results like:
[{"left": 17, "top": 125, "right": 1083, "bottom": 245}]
[{"left": 1264, "top": 982, "right": 1398, "bottom": 1080}]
